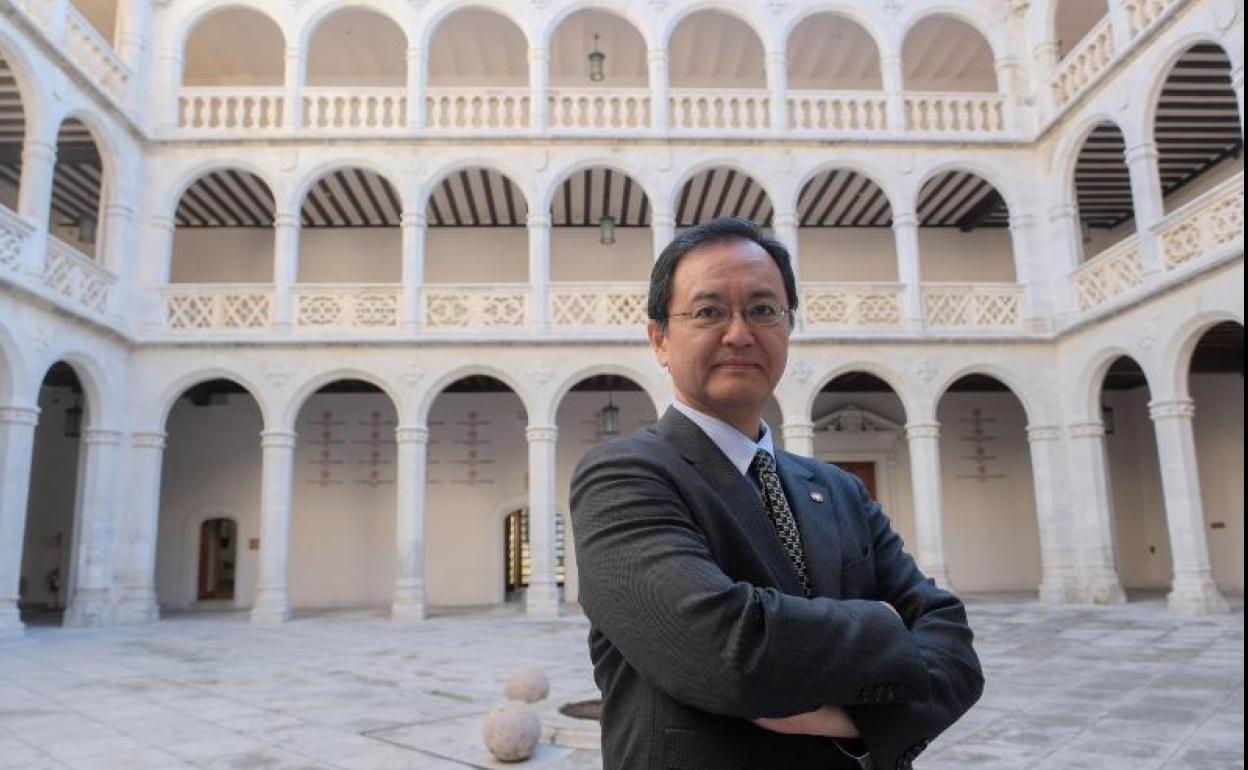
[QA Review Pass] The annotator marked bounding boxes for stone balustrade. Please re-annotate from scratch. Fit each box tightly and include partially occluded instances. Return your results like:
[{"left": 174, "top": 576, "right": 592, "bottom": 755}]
[
  {"left": 922, "top": 283, "right": 1024, "bottom": 329},
  {"left": 801, "top": 283, "right": 904, "bottom": 329},
  {"left": 42, "top": 236, "right": 114, "bottom": 316},
  {"left": 1052, "top": 16, "right": 1115, "bottom": 108},
  {"left": 1072, "top": 234, "right": 1145, "bottom": 312},
  {"left": 1156, "top": 173, "right": 1244, "bottom": 271}
]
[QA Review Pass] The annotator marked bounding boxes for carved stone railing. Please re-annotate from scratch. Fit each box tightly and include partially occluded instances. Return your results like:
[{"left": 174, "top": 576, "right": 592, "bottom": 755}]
[
  {"left": 422, "top": 284, "right": 529, "bottom": 329},
  {"left": 922, "top": 283, "right": 1023, "bottom": 328},
  {"left": 801, "top": 283, "right": 904, "bottom": 328},
  {"left": 549, "top": 88, "right": 650, "bottom": 131},
  {"left": 178, "top": 88, "right": 285, "bottom": 133},
  {"left": 669, "top": 89, "right": 769, "bottom": 131},
  {"left": 163, "top": 284, "right": 273, "bottom": 329},
  {"left": 1071, "top": 234, "right": 1144, "bottom": 312},
  {"left": 303, "top": 88, "right": 406, "bottom": 132},
  {"left": 905, "top": 93, "right": 1004, "bottom": 135},
  {"left": 788, "top": 92, "right": 889, "bottom": 133},
  {"left": 1052, "top": 15, "right": 1114, "bottom": 107},
  {"left": 1156, "top": 172, "right": 1244, "bottom": 271},
  {"left": 1122, "top": 0, "right": 1182, "bottom": 36},
  {"left": 425, "top": 87, "right": 529, "bottom": 131},
  {"left": 64, "top": 4, "right": 129, "bottom": 102},
  {"left": 43, "top": 236, "right": 114, "bottom": 315},
  {"left": 12, "top": 0, "right": 54, "bottom": 25},
  {"left": 0, "top": 205, "right": 32, "bottom": 273},
  {"left": 550, "top": 282, "right": 648, "bottom": 328},
  {"left": 294, "top": 284, "right": 400, "bottom": 328}
]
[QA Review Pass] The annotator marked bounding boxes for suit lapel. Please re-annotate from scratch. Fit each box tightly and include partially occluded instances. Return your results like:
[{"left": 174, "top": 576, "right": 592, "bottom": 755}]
[
  {"left": 775, "top": 451, "right": 843, "bottom": 598},
  {"left": 657, "top": 408, "right": 805, "bottom": 595}
]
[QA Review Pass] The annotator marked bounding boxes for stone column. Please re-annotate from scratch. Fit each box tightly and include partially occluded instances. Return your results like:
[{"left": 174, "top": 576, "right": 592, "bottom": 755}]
[
  {"left": 156, "top": 48, "right": 183, "bottom": 134},
  {"left": 272, "top": 213, "right": 300, "bottom": 330},
  {"left": 17, "top": 140, "right": 55, "bottom": 274},
  {"left": 251, "top": 430, "right": 296, "bottom": 623},
  {"left": 1027, "top": 425, "right": 1080, "bottom": 602},
  {"left": 1107, "top": 0, "right": 1135, "bottom": 49},
  {"left": 1047, "top": 203, "right": 1083, "bottom": 318},
  {"left": 1065, "top": 421, "right": 1127, "bottom": 604},
  {"left": 0, "top": 405, "right": 39, "bottom": 641},
  {"left": 1032, "top": 41, "right": 1061, "bottom": 117},
  {"left": 528, "top": 47, "right": 549, "bottom": 134},
  {"left": 765, "top": 50, "right": 788, "bottom": 132},
  {"left": 101, "top": 203, "right": 134, "bottom": 313},
  {"left": 1124, "top": 141, "right": 1165, "bottom": 275},
  {"left": 1148, "top": 399, "right": 1228, "bottom": 614},
  {"left": 781, "top": 422, "right": 814, "bottom": 458},
  {"left": 140, "top": 215, "right": 176, "bottom": 331},
  {"left": 65, "top": 428, "right": 122, "bottom": 628},
  {"left": 892, "top": 211, "right": 923, "bottom": 330},
  {"left": 406, "top": 45, "right": 426, "bottom": 130},
  {"left": 651, "top": 210, "right": 675, "bottom": 260},
  {"left": 880, "top": 53, "right": 905, "bottom": 133},
  {"left": 283, "top": 46, "right": 305, "bottom": 131},
  {"left": 113, "top": 431, "right": 166, "bottom": 625},
  {"left": 400, "top": 212, "right": 426, "bottom": 331},
  {"left": 392, "top": 426, "right": 428, "bottom": 620},
  {"left": 904, "top": 422, "right": 950, "bottom": 586},
  {"left": 995, "top": 56, "right": 1021, "bottom": 132},
  {"left": 525, "top": 425, "right": 560, "bottom": 617},
  {"left": 772, "top": 210, "right": 799, "bottom": 280},
  {"left": 1232, "top": 65, "right": 1244, "bottom": 137},
  {"left": 1008, "top": 212, "right": 1047, "bottom": 329},
  {"left": 527, "top": 212, "right": 551, "bottom": 331},
  {"left": 648, "top": 48, "right": 670, "bottom": 134},
  {"left": 113, "top": 0, "right": 150, "bottom": 113}
]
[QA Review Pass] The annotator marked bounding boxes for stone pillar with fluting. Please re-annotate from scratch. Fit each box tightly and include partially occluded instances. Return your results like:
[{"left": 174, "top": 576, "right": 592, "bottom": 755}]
[
  {"left": 392, "top": 425, "right": 429, "bottom": 620},
  {"left": 251, "top": 430, "right": 296, "bottom": 623},
  {"left": 0, "top": 405, "right": 39, "bottom": 641},
  {"left": 904, "top": 422, "right": 950, "bottom": 586},
  {"left": 1148, "top": 399, "right": 1228, "bottom": 614},
  {"left": 525, "top": 425, "right": 561, "bottom": 617}
]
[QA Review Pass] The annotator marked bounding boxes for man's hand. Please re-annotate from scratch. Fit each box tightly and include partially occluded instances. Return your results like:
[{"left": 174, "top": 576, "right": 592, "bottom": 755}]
[{"left": 752, "top": 705, "right": 860, "bottom": 738}]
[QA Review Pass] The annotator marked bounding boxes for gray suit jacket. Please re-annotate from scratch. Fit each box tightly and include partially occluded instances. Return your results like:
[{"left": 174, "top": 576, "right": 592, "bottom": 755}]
[{"left": 570, "top": 408, "right": 983, "bottom": 770}]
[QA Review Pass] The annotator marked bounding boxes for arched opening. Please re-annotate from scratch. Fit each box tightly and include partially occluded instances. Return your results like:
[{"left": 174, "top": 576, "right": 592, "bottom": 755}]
[
  {"left": 549, "top": 166, "right": 651, "bottom": 285},
  {"left": 1187, "top": 322, "right": 1244, "bottom": 594},
  {"left": 306, "top": 8, "right": 406, "bottom": 87},
  {"left": 426, "top": 375, "right": 527, "bottom": 607},
  {"left": 426, "top": 8, "right": 529, "bottom": 129},
  {"left": 811, "top": 372, "right": 911, "bottom": 543},
  {"left": 297, "top": 167, "right": 402, "bottom": 289},
  {"left": 937, "top": 374, "right": 1041, "bottom": 593},
  {"left": 1152, "top": 44, "right": 1241, "bottom": 216},
  {"left": 424, "top": 167, "right": 529, "bottom": 328},
  {"left": 797, "top": 168, "right": 897, "bottom": 327},
  {"left": 549, "top": 10, "right": 649, "bottom": 129},
  {"left": 170, "top": 169, "right": 277, "bottom": 290},
  {"left": 289, "top": 379, "right": 397, "bottom": 612},
  {"left": 156, "top": 379, "right": 262, "bottom": 612},
  {"left": 674, "top": 167, "right": 772, "bottom": 229},
  {"left": 1072, "top": 122, "right": 1134, "bottom": 261},
  {"left": 1100, "top": 356, "right": 1171, "bottom": 595},
  {"left": 1053, "top": 0, "right": 1109, "bottom": 60},
  {"left": 0, "top": 49, "right": 26, "bottom": 214},
  {"left": 787, "top": 13, "right": 881, "bottom": 90},
  {"left": 19, "top": 363, "right": 86, "bottom": 626},
  {"left": 70, "top": 0, "right": 118, "bottom": 48},
  {"left": 669, "top": 10, "right": 766, "bottom": 129},
  {"left": 182, "top": 8, "right": 285, "bottom": 86},
  {"left": 902, "top": 16, "right": 997, "bottom": 92},
  {"left": 48, "top": 118, "right": 104, "bottom": 259}
]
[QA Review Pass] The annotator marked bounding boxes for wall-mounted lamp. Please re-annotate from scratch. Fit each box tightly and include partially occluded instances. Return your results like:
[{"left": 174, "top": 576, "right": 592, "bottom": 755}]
[
  {"left": 599, "top": 214, "right": 616, "bottom": 245},
  {"left": 588, "top": 34, "right": 605, "bottom": 82}
]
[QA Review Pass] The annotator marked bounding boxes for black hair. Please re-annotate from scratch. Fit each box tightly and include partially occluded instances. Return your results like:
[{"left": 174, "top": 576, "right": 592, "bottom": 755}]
[{"left": 647, "top": 216, "right": 798, "bottom": 332}]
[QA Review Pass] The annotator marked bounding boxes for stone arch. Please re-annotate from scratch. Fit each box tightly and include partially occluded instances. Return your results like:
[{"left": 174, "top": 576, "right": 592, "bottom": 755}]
[
  {"left": 911, "top": 160, "right": 1014, "bottom": 217},
  {"left": 547, "top": 363, "right": 665, "bottom": 422},
  {"left": 420, "top": 2, "right": 535, "bottom": 74},
  {"left": 48, "top": 108, "right": 121, "bottom": 209},
  {"left": 932, "top": 363, "right": 1042, "bottom": 425},
  {"left": 1049, "top": 0, "right": 1109, "bottom": 60},
  {"left": 659, "top": 1, "right": 768, "bottom": 53},
  {"left": 419, "top": 158, "right": 532, "bottom": 218},
  {"left": 1055, "top": 113, "right": 1129, "bottom": 210},
  {"left": 297, "top": 0, "right": 411, "bottom": 51},
  {"left": 165, "top": 160, "right": 279, "bottom": 222},
  {"left": 664, "top": 5, "right": 768, "bottom": 88},
  {"left": 667, "top": 160, "right": 777, "bottom": 225},
  {"left": 792, "top": 160, "right": 899, "bottom": 217},
  {"left": 806, "top": 360, "right": 915, "bottom": 425},
  {"left": 282, "top": 368, "right": 405, "bottom": 429},
  {"left": 300, "top": 3, "right": 410, "bottom": 87},
  {"left": 1161, "top": 310, "right": 1247, "bottom": 400},
  {"left": 540, "top": 158, "right": 657, "bottom": 215},
  {"left": 1076, "top": 346, "right": 1157, "bottom": 422},
  {"left": 784, "top": 8, "right": 886, "bottom": 90},
  {"left": 417, "top": 365, "right": 534, "bottom": 425},
  {"left": 154, "top": 370, "right": 272, "bottom": 432},
  {"left": 177, "top": 3, "right": 288, "bottom": 86},
  {"left": 30, "top": 352, "right": 110, "bottom": 431},
  {"left": 1143, "top": 36, "right": 1234, "bottom": 148},
  {"left": 290, "top": 159, "right": 406, "bottom": 219},
  {"left": 898, "top": 8, "right": 1006, "bottom": 75},
  {"left": 542, "top": 0, "right": 656, "bottom": 50},
  {"left": 0, "top": 29, "right": 50, "bottom": 166}
]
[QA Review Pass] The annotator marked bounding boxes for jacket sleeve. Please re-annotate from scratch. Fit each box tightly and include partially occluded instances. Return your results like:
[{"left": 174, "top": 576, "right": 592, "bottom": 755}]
[
  {"left": 570, "top": 440, "right": 931, "bottom": 721},
  {"left": 836, "top": 471, "right": 985, "bottom": 770}
]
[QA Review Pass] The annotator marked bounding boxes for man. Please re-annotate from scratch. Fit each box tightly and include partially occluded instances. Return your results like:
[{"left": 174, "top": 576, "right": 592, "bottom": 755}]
[{"left": 570, "top": 218, "right": 983, "bottom": 770}]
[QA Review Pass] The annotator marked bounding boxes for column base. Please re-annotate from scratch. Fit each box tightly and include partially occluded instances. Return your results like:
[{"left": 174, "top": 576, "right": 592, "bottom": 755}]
[
  {"left": 1080, "top": 569, "right": 1127, "bottom": 605},
  {"left": 64, "top": 589, "right": 114, "bottom": 628},
  {"left": 1167, "top": 574, "right": 1228, "bottom": 615},
  {"left": 250, "top": 590, "right": 291, "bottom": 624},
  {"left": 525, "top": 582, "right": 561, "bottom": 618},
  {"left": 390, "top": 600, "right": 426, "bottom": 622},
  {"left": 113, "top": 588, "right": 160, "bottom": 626},
  {"left": 1038, "top": 571, "right": 1083, "bottom": 604},
  {"left": 0, "top": 602, "right": 24, "bottom": 642}
]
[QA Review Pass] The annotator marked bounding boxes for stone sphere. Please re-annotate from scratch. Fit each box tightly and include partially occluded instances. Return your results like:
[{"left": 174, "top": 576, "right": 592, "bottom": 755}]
[
  {"left": 482, "top": 701, "right": 542, "bottom": 762},
  {"left": 503, "top": 665, "right": 550, "bottom": 703}
]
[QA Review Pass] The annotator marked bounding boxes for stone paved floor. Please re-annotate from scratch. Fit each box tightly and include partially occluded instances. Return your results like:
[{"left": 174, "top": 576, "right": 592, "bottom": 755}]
[{"left": 0, "top": 596, "right": 1242, "bottom": 770}]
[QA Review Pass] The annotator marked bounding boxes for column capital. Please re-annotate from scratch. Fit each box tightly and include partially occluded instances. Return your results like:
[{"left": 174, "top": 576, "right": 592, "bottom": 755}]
[
  {"left": 765, "top": 50, "right": 787, "bottom": 66},
  {"left": 904, "top": 422, "right": 940, "bottom": 439},
  {"left": 406, "top": 44, "right": 422, "bottom": 60},
  {"left": 284, "top": 45, "right": 304, "bottom": 60},
  {"left": 1067, "top": 421, "right": 1106, "bottom": 438},
  {"left": 260, "top": 429, "right": 298, "bottom": 448},
  {"left": 1026, "top": 424, "right": 1062, "bottom": 442},
  {"left": 1148, "top": 398, "right": 1196, "bottom": 421},
  {"left": 1032, "top": 40, "right": 1061, "bottom": 58},
  {"left": 879, "top": 52, "right": 902, "bottom": 67},
  {"left": 274, "top": 212, "right": 300, "bottom": 229},
  {"left": 525, "top": 425, "right": 558, "bottom": 443},
  {"left": 1047, "top": 202, "right": 1078, "bottom": 222},
  {"left": 1124, "top": 142, "right": 1159, "bottom": 164},
  {"left": 21, "top": 142, "right": 56, "bottom": 163},
  {"left": 131, "top": 430, "right": 168, "bottom": 449},
  {"left": 1231, "top": 65, "right": 1244, "bottom": 89},
  {"left": 401, "top": 212, "right": 427, "bottom": 229},
  {"left": 1008, "top": 212, "right": 1036, "bottom": 231},
  {"left": 647, "top": 48, "right": 669, "bottom": 63},
  {"left": 527, "top": 47, "right": 549, "bottom": 64},
  {"left": 994, "top": 55, "right": 1021, "bottom": 72},
  {"left": 773, "top": 211, "right": 799, "bottom": 229},
  {"left": 0, "top": 405, "right": 40, "bottom": 425},
  {"left": 150, "top": 214, "right": 175, "bottom": 231},
  {"left": 83, "top": 428, "right": 124, "bottom": 445},
  {"left": 781, "top": 422, "right": 814, "bottom": 440},
  {"left": 105, "top": 202, "right": 136, "bottom": 218},
  {"left": 395, "top": 425, "right": 429, "bottom": 444},
  {"left": 651, "top": 210, "right": 675, "bottom": 227},
  {"left": 526, "top": 212, "right": 551, "bottom": 228},
  {"left": 892, "top": 212, "right": 919, "bottom": 229}
]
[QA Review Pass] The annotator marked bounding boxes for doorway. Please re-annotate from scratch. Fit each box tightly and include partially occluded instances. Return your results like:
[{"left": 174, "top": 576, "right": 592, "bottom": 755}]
[
  {"left": 836, "top": 461, "right": 878, "bottom": 498},
  {"left": 197, "top": 518, "right": 237, "bottom": 600}
]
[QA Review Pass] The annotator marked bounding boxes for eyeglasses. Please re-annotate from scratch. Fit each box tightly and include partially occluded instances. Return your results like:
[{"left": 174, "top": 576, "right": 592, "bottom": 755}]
[{"left": 664, "top": 301, "right": 794, "bottom": 330}]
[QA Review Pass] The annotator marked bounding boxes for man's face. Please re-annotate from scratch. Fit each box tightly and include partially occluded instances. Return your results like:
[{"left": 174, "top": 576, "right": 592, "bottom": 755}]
[{"left": 648, "top": 239, "right": 791, "bottom": 429}]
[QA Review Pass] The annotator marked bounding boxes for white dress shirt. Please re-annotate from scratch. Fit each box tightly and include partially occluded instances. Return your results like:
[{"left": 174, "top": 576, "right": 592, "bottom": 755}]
[{"left": 671, "top": 399, "right": 775, "bottom": 479}]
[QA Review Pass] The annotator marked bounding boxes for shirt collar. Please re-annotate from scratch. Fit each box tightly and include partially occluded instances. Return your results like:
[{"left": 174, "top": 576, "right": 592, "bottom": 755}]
[{"left": 672, "top": 399, "right": 775, "bottom": 478}]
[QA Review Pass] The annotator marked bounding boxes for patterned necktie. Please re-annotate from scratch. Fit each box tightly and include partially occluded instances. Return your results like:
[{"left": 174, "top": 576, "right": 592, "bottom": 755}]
[{"left": 750, "top": 449, "right": 813, "bottom": 597}]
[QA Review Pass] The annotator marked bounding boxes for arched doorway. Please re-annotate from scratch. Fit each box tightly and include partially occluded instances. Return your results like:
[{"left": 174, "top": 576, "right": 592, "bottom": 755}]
[{"left": 197, "top": 517, "right": 237, "bottom": 600}]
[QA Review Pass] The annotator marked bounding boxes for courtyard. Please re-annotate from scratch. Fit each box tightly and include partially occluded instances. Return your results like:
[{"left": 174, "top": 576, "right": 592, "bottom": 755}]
[{"left": 0, "top": 596, "right": 1242, "bottom": 770}]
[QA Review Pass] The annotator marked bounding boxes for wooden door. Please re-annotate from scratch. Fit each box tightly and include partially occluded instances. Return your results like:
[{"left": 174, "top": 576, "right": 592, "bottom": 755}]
[
  {"left": 197, "top": 518, "right": 237, "bottom": 600},
  {"left": 836, "top": 462, "right": 878, "bottom": 499}
]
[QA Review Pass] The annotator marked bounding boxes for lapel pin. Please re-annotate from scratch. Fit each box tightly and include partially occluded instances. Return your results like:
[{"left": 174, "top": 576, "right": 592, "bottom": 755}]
[{"left": 809, "top": 490, "right": 825, "bottom": 503}]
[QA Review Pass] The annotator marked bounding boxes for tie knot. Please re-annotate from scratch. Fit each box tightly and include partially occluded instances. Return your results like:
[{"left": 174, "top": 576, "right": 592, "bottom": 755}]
[{"left": 752, "top": 448, "right": 776, "bottom": 475}]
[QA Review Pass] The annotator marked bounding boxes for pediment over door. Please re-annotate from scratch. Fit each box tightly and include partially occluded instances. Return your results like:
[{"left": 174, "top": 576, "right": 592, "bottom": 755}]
[{"left": 813, "top": 405, "right": 904, "bottom": 452}]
